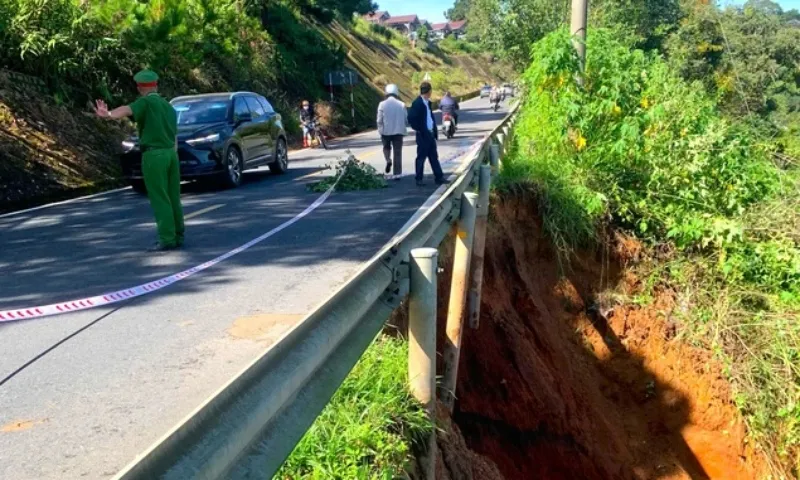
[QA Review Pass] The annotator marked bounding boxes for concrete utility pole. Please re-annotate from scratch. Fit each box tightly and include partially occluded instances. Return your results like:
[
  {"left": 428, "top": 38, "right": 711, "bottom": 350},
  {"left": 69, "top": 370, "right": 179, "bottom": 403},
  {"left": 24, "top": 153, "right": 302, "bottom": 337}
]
[{"left": 570, "top": 0, "right": 588, "bottom": 70}]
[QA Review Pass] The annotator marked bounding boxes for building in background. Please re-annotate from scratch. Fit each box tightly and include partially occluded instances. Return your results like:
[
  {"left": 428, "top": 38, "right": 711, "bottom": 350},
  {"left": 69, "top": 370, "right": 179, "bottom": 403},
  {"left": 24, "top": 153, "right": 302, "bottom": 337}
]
[
  {"left": 362, "top": 10, "right": 391, "bottom": 24},
  {"left": 384, "top": 14, "right": 421, "bottom": 34},
  {"left": 448, "top": 20, "right": 468, "bottom": 39},
  {"left": 430, "top": 22, "right": 451, "bottom": 40}
]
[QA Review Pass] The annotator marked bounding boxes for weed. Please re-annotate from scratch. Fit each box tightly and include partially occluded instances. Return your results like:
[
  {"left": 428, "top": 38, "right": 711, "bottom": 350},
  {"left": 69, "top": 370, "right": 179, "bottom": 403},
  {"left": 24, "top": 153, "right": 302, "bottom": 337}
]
[{"left": 277, "top": 335, "right": 431, "bottom": 479}]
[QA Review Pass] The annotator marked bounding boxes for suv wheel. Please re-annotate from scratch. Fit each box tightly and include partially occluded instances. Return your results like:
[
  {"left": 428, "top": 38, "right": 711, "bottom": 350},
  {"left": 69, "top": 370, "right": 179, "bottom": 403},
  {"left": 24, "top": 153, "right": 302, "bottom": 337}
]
[
  {"left": 221, "top": 146, "right": 243, "bottom": 188},
  {"left": 269, "top": 138, "right": 289, "bottom": 174}
]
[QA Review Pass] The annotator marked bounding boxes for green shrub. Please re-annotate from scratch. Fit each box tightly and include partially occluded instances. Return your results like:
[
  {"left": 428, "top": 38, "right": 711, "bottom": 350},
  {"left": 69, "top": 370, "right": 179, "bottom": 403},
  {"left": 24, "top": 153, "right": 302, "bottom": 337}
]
[
  {"left": 504, "top": 27, "right": 778, "bottom": 253},
  {"left": 438, "top": 36, "right": 480, "bottom": 54}
]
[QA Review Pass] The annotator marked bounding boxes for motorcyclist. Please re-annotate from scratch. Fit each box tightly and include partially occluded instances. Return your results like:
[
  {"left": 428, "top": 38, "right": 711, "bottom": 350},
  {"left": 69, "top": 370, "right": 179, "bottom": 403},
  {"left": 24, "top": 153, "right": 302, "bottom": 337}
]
[
  {"left": 439, "top": 91, "right": 459, "bottom": 129},
  {"left": 299, "top": 100, "right": 315, "bottom": 148},
  {"left": 489, "top": 86, "right": 501, "bottom": 109}
]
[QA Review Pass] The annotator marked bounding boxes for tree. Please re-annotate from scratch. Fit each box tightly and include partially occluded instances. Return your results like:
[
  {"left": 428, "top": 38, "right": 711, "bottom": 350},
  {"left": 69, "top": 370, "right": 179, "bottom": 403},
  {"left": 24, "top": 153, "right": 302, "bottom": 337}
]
[
  {"left": 591, "top": 0, "right": 682, "bottom": 49},
  {"left": 665, "top": 0, "right": 800, "bottom": 155},
  {"left": 466, "top": 0, "right": 567, "bottom": 69},
  {"left": 446, "top": 0, "right": 471, "bottom": 21},
  {"left": 417, "top": 25, "right": 430, "bottom": 42},
  {"left": 744, "top": 0, "right": 782, "bottom": 16}
]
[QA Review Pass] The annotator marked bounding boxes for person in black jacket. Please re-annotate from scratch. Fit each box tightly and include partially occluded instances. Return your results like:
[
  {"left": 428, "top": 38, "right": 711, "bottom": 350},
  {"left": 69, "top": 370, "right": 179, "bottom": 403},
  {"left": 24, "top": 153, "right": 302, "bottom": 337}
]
[{"left": 407, "top": 82, "right": 447, "bottom": 186}]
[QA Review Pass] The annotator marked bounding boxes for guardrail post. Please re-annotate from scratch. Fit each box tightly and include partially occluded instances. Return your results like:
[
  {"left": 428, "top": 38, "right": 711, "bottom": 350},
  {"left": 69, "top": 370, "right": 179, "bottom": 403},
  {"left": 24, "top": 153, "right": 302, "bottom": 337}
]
[
  {"left": 467, "top": 166, "right": 491, "bottom": 330},
  {"left": 490, "top": 143, "right": 500, "bottom": 175},
  {"left": 495, "top": 133, "right": 505, "bottom": 152},
  {"left": 441, "top": 192, "right": 478, "bottom": 411},
  {"left": 408, "top": 247, "right": 438, "bottom": 480}
]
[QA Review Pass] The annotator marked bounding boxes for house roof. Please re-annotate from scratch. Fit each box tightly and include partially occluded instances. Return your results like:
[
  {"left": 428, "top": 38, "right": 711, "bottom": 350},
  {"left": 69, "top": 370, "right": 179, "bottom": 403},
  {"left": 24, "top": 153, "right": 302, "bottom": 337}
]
[
  {"left": 431, "top": 22, "right": 450, "bottom": 31},
  {"left": 448, "top": 20, "right": 467, "bottom": 30},
  {"left": 363, "top": 11, "right": 389, "bottom": 22},
  {"left": 384, "top": 14, "right": 419, "bottom": 25}
]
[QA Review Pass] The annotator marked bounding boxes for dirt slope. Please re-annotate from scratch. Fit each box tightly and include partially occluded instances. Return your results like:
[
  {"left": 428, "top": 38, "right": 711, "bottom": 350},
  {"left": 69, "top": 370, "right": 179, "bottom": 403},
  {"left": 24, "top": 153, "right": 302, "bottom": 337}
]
[
  {"left": 0, "top": 70, "right": 128, "bottom": 212},
  {"left": 439, "top": 192, "right": 769, "bottom": 480}
]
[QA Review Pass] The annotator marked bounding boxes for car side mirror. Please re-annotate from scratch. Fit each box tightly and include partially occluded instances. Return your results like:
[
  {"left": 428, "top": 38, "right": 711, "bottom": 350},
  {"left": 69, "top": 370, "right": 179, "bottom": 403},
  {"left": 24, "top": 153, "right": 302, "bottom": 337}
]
[{"left": 236, "top": 112, "right": 252, "bottom": 125}]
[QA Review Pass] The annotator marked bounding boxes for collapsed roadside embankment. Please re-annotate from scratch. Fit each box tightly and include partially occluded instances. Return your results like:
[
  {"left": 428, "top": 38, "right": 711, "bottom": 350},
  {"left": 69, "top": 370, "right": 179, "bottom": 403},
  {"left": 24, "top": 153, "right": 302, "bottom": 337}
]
[{"left": 432, "top": 191, "right": 769, "bottom": 480}]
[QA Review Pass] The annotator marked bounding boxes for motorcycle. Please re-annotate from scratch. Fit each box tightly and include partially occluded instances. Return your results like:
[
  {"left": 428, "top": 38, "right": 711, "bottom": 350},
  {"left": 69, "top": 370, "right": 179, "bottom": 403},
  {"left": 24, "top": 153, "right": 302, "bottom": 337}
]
[
  {"left": 441, "top": 112, "right": 455, "bottom": 140},
  {"left": 491, "top": 97, "right": 501, "bottom": 112},
  {"left": 307, "top": 120, "right": 328, "bottom": 150}
]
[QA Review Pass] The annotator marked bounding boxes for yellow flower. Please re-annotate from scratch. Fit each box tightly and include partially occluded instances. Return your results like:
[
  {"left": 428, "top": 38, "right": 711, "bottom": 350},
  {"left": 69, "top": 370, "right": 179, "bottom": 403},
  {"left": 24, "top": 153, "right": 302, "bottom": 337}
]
[
  {"left": 574, "top": 132, "right": 587, "bottom": 151},
  {"left": 612, "top": 104, "right": 622, "bottom": 116},
  {"left": 640, "top": 98, "right": 650, "bottom": 109},
  {"left": 680, "top": 128, "right": 688, "bottom": 137}
]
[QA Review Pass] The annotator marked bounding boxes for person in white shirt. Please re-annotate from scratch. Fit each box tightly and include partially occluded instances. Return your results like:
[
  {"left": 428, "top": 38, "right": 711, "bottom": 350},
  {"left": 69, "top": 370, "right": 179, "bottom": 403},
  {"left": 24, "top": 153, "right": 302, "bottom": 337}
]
[{"left": 377, "top": 84, "right": 407, "bottom": 178}]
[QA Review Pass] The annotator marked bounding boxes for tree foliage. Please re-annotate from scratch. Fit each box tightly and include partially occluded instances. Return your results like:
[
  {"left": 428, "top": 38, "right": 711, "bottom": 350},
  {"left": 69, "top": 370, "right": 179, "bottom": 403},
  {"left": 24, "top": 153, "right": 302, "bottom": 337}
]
[
  {"left": 0, "top": 0, "right": 368, "bottom": 110},
  {"left": 590, "top": 0, "right": 681, "bottom": 49},
  {"left": 665, "top": 0, "right": 800, "bottom": 156},
  {"left": 466, "top": 0, "right": 567, "bottom": 69},
  {"left": 445, "top": 0, "right": 471, "bottom": 21}
]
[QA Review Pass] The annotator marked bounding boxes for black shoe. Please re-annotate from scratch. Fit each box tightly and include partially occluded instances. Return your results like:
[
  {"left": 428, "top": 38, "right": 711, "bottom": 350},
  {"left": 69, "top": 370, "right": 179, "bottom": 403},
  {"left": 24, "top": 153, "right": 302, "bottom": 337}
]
[
  {"left": 385, "top": 162, "right": 392, "bottom": 174},
  {"left": 147, "top": 242, "right": 178, "bottom": 252},
  {"left": 416, "top": 180, "right": 426, "bottom": 186},
  {"left": 435, "top": 178, "right": 450, "bottom": 186}
]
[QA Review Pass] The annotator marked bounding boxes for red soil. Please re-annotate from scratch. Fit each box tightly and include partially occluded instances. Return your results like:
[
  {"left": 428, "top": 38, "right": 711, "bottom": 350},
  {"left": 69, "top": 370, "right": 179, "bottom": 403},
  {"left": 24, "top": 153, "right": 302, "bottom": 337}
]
[{"left": 438, "top": 194, "right": 768, "bottom": 480}]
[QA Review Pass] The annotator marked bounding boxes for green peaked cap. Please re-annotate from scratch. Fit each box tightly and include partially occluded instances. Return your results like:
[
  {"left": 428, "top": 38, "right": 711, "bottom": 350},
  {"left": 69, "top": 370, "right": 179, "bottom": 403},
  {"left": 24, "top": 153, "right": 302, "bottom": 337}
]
[{"left": 134, "top": 70, "right": 159, "bottom": 84}]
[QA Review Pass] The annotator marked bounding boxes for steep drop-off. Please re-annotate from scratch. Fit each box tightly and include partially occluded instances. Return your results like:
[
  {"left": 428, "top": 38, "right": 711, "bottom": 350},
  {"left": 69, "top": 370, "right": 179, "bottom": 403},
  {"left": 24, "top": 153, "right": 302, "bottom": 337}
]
[{"left": 438, "top": 192, "right": 769, "bottom": 479}]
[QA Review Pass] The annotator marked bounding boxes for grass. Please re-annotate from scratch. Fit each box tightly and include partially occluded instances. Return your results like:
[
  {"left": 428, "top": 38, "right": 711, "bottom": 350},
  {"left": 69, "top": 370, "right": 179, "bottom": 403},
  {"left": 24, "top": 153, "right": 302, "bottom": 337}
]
[
  {"left": 323, "top": 20, "right": 509, "bottom": 104},
  {"left": 276, "top": 335, "right": 431, "bottom": 479},
  {"left": 502, "top": 28, "right": 800, "bottom": 475}
]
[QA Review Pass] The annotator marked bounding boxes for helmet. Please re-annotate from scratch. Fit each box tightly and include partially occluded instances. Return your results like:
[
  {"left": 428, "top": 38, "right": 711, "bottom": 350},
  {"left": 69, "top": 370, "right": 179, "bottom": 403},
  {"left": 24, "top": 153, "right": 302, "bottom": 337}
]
[{"left": 385, "top": 84, "right": 399, "bottom": 96}]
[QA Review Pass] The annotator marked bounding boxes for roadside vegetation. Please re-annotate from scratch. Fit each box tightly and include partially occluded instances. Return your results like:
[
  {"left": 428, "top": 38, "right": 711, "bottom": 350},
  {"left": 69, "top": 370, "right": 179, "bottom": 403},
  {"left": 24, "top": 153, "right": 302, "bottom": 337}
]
[
  {"left": 277, "top": 335, "right": 430, "bottom": 479},
  {"left": 0, "top": 0, "right": 507, "bottom": 210},
  {"left": 493, "top": 0, "right": 800, "bottom": 474},
  {"left": 309, "top": 154, "right": 387, "bottom": 193}
]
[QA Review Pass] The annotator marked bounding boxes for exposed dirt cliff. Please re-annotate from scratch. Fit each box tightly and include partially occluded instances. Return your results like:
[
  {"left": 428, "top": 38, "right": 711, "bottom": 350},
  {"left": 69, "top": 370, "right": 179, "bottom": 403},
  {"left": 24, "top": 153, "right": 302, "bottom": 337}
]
[{"left": 436, "top": 192, "right": 769, "bottom": 480}]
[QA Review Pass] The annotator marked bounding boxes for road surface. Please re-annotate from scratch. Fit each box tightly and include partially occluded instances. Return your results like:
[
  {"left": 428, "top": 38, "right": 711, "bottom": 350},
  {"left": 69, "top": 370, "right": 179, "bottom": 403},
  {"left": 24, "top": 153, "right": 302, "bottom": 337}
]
[{"left": 0, "top": 97, "right": 508, "bottom": 479}]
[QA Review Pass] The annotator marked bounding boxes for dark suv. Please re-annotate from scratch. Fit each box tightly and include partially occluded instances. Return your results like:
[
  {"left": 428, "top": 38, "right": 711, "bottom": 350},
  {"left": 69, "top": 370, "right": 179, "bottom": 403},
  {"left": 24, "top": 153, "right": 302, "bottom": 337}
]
[{"left": 120, "top": 92, "right": 289, "bottom": 192}]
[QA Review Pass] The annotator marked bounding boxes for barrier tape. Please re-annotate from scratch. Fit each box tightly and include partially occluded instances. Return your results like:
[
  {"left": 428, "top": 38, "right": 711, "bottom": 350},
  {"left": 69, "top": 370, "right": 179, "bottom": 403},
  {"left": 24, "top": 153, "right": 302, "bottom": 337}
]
[{"left": 0, "top": 139, "right": 483, "bottom": 323}]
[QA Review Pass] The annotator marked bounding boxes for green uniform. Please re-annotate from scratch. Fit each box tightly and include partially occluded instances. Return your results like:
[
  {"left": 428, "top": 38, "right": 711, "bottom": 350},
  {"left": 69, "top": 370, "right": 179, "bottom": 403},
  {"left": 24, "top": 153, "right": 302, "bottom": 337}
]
[{"left": 129, "top": 91, "right": 184, "bottom": 247}]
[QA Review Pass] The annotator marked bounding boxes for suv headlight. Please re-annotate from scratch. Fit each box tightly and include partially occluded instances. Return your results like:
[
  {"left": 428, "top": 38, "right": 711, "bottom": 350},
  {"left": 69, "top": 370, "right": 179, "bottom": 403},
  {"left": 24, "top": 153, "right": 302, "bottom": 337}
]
[
  {"left": 122, "top": 140, "right": 137, "bottom": 152},
  {"left": 186, "top": 133, "right": 221, "bottom": 146}
]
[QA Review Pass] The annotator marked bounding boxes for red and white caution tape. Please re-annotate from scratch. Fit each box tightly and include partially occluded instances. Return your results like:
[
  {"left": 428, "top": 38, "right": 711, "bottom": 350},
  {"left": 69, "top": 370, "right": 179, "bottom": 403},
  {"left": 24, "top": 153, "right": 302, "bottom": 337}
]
[{"left": 0, "top": 139, "right": 482, "bottom": 323}]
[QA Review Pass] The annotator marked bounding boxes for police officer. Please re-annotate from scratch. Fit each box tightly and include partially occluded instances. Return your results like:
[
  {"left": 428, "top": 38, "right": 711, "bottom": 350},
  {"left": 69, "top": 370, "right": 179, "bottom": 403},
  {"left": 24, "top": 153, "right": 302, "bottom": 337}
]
[{"left": 94, "top": 70, "right": 185, "bottom": 251}]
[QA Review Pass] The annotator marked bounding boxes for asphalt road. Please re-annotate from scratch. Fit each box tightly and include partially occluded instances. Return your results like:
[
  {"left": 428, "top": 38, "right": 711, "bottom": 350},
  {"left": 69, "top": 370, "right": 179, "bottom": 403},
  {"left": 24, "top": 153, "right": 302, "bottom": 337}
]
[{"left": 0, "top": 96, "right": 508, "bottom": 479}]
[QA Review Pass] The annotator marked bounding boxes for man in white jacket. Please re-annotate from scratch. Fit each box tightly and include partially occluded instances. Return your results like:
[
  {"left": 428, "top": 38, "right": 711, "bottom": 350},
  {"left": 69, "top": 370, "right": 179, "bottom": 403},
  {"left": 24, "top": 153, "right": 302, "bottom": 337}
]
[{"left": 377, "top": 84, "right": 407, "bottom": 178}]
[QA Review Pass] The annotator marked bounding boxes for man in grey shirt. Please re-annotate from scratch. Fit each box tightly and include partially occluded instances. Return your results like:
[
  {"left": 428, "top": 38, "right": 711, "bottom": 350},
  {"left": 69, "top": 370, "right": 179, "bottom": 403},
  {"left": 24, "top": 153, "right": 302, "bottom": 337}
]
[{"left": 377, "top": 84, "right": 407, "bottom": 178}]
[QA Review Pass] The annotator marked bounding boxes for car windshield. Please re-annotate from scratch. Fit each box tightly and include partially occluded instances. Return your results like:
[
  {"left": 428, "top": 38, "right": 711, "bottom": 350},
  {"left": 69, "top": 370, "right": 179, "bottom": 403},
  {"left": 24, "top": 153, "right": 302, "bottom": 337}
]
[{"left": 172, "top": 100, "right": 229, "bottom": 125}]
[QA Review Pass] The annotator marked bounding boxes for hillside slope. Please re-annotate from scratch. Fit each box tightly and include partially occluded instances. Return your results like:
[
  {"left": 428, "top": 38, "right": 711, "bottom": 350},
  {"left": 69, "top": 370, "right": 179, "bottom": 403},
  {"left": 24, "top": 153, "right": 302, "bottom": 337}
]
[{"left": 0, "top": 21, "right": 505, "bottom": 213}]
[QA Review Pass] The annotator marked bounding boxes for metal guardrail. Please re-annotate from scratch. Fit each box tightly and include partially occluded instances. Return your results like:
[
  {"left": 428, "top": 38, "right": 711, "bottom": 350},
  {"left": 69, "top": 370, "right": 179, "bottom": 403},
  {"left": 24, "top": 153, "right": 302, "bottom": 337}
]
[{"left": 113, "top": 103, "right": 520, "bottom": 480}]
